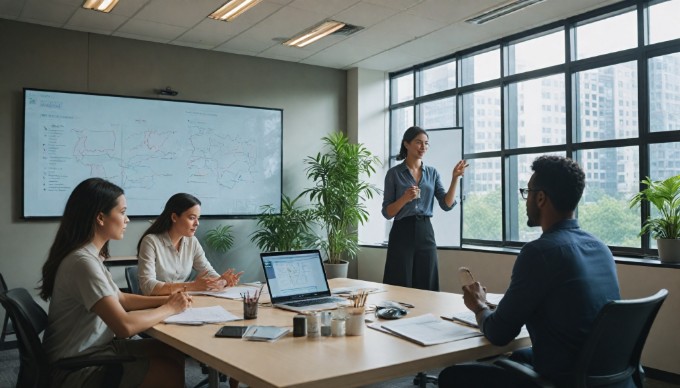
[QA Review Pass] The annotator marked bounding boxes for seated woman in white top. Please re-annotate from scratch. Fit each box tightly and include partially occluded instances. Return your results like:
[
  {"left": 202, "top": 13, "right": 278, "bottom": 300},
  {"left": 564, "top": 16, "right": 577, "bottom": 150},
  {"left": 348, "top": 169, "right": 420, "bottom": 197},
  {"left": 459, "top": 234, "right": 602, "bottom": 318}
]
[
  {"left": 40, "top": 178, "right": 192, "bottom": 388},
  {"left": 137, "top": 193, "right": 243, "bottom": 296}
]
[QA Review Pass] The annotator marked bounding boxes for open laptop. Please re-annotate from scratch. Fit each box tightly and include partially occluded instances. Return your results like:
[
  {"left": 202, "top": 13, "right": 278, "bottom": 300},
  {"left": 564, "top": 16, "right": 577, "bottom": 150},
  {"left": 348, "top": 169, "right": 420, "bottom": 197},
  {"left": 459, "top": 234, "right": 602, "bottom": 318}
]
[{"left": 260, "top": 250, "right": 348, "bottom": 313}]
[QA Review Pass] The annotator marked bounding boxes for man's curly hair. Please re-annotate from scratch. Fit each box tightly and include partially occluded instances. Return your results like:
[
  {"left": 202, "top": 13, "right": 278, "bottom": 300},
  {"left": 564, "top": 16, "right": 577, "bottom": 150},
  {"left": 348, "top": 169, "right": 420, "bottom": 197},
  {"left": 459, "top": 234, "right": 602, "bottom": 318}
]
[{"left": 531, "top": 156, "right": 585, "bottom": 213}]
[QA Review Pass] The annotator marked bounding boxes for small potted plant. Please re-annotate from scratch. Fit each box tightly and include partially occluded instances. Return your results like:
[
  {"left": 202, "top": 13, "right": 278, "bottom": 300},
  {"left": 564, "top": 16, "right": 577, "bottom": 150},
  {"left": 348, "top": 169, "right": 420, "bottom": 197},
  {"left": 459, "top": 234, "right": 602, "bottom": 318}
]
[
  {"left": 250, "top": 194, "right": 317, "bottom": 252},
  {"left": 629, "top": 175, "right": 680, "bottom": 263},
  {"left": 302, "top": 132, "right": 381, "bottom": 278}
]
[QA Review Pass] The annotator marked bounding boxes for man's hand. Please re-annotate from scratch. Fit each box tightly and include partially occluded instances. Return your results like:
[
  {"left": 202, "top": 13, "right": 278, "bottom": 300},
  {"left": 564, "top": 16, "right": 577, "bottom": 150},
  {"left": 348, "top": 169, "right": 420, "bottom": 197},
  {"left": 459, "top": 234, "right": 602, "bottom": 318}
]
[{"left": 463, "top": 281, "right": 488, "bottom": 314}]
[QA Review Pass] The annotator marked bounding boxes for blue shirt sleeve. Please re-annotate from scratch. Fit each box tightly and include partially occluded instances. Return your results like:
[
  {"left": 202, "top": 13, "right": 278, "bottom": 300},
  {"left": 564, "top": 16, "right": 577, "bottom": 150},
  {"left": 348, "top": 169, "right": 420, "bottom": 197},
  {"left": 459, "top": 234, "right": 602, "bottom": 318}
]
[{"left": 481, "top": 243, "right": 547, "bottom": 345}]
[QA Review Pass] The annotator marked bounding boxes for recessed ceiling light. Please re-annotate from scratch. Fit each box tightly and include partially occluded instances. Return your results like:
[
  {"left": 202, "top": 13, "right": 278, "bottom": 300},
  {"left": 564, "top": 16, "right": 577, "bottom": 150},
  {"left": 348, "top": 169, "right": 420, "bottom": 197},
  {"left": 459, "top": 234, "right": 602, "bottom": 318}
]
[
  {"left": 209, "top": 0, "right": 263, "bottom": 22},
  {"left": 283, "top": 20, "right": 346, "bottom": 48},
  {"left": 82, "top": 0, "right": 119, "bottom": 13}
]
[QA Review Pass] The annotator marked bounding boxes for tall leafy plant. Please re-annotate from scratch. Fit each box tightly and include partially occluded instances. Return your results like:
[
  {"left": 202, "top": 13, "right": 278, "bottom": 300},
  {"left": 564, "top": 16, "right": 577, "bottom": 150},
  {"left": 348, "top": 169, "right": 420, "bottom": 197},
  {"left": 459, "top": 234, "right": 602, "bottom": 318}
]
[
  {"left": 629, "top": 175, "right": 680, "bottom": 239},
  {"left": 250, "top": 194, "right": 316, "bottom": 252},
  {"left": 302, "top": 132, "right": 381, "bottom": 264},
  {"left": 204, "top": 224, "right": 235, "bottom": 253}
]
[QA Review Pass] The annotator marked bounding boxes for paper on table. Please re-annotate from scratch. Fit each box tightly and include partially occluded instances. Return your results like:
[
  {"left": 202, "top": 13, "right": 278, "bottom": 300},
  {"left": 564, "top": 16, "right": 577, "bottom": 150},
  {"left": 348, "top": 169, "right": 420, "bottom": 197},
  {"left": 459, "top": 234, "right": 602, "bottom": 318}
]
[
  {"left": 374, "top": 313, "right": 482, "bottom": 346},
  {"left": 164, "top": 306, "right": 241, "bottom": 325},
  {"left": 442, "top": 310, "right": 479, "bottom": 328},
  {"left": 194, "top": 285, "right": 264, "bottom": 300}
]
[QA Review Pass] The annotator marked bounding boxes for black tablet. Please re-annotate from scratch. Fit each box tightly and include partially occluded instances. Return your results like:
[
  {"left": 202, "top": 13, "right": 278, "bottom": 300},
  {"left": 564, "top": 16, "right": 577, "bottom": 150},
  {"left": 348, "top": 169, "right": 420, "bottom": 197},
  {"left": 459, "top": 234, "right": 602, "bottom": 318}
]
[{"left": 215, "top": 325, "right": 248, "bottom": 338}]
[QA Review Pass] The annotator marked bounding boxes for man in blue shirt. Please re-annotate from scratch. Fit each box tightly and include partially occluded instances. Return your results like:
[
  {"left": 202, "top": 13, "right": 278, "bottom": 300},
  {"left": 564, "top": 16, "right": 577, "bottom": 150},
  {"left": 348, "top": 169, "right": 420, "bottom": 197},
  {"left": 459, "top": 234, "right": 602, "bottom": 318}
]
[{"left": 439, "top": 155, "right": 622, "bottom": 387}]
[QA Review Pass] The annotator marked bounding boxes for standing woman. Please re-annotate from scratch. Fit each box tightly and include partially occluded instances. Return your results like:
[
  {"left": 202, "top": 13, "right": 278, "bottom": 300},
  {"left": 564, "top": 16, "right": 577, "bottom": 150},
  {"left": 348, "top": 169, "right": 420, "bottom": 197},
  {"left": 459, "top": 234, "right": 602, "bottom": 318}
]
[
  {"left": 382, "top": 126, "right": 467, "bottom": 291},
  {"left": 40, "top": 178, "right": 191, "bottom": 388},
  {"left": 137, "top": 193, "right": 242, "bottom": 296}
]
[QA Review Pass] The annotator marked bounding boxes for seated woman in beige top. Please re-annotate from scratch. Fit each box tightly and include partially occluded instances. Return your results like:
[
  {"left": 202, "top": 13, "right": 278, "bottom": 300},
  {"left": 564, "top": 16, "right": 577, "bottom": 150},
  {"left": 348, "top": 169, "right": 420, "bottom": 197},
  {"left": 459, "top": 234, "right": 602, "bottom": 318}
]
[{"left": 137, "top": 193, "right": 243, "bottom": 296}]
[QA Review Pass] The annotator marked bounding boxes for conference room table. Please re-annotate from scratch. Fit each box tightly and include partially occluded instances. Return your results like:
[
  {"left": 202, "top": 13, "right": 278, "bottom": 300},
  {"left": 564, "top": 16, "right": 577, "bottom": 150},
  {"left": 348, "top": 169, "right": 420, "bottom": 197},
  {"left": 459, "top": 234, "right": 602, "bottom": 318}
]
[{"left": 146, "top": 278, "right": 531, "bottom": 388}]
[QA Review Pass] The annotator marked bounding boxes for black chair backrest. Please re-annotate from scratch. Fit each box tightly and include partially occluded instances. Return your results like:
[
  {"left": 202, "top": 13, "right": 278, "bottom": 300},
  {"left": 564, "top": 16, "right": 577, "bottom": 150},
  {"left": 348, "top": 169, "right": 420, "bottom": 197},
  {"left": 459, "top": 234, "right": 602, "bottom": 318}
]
[
  {"left": 571, "top": 289, "right": 668, "bottom": 387},
  {"left": 125, "top": 266, "right": 141, "bottom": 295},
  {"left": 0, "top": 273, "right": 16, "bottom": 345},
  {"left": 0, "top": 288, "right": 51, "bottom": 388}
]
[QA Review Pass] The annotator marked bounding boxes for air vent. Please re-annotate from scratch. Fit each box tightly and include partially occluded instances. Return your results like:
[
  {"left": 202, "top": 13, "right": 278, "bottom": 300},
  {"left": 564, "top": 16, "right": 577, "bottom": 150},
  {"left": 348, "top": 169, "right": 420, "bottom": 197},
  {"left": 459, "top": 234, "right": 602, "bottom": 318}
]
[
  {"left": 466, "top": 0, "right": 545, "bottom": 25},
  {"left": 331, "top": 23, "right": 363, "bottom": 36}
]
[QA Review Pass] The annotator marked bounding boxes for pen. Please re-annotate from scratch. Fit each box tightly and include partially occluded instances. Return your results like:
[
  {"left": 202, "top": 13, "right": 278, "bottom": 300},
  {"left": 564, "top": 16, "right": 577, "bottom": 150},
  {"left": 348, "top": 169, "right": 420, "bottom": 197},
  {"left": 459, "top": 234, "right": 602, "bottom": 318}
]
[{"left": 396, "top": 301, "right": 415, "bottom": 308}]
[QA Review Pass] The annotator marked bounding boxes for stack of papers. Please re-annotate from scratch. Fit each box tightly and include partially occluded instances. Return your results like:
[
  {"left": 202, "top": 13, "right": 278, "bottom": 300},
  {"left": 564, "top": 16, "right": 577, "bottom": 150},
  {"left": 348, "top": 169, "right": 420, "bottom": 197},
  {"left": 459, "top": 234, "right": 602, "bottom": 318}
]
[
  {"left": 242, "top": 326, "right": 289, "bottom": 342},
  {"left": 370, "top": 314, "right": 481, "bottom": 346},
  {"left": 164, "top": 306, "right": 241, "bottom": 325}
]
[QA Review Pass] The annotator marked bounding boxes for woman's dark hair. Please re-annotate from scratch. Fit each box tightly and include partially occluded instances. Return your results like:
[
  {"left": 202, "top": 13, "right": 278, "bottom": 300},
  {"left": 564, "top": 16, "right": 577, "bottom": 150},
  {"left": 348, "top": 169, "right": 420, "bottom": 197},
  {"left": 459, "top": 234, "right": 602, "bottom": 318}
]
[
  {"left": 39, "top": 178, "right": 124, "bottom": 301},
  {"left": 396, "top": 126, "right": 428, "bottom": 161},
  {"left": 531, "top": 155, "right": 586, "bottom": 213},
  {"left": 136, "top": 193, "right": 201, "bottom": 254}
]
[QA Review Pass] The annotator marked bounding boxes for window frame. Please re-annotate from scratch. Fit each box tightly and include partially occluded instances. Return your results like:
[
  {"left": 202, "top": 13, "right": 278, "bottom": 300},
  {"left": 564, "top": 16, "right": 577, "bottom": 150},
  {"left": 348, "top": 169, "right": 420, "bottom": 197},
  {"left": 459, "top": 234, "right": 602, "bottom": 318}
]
[{"left": 386, "top": 0, "right": 680, "bottom": 259}]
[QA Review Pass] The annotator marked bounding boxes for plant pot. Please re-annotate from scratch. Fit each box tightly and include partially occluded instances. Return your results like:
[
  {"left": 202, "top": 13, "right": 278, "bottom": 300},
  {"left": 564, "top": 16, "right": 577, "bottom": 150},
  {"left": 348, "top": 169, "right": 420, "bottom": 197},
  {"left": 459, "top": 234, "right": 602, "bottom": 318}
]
[
  {"left": 656, "top": 239, "right": 680, "bottom": 263},
  {"left": 323, "top": 260, "right": 349, "bottom": 279}
]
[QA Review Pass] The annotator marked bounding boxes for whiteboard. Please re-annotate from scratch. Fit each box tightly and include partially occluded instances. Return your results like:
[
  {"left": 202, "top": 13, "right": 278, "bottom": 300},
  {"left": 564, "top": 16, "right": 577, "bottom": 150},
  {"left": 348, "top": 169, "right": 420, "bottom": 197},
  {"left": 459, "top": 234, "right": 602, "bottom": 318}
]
[
  {"left": 23, "top": 89, "right": 282, "bottom": 218},
  {"left": 426, "top": 128, "right": 463, "bottom": 247}
]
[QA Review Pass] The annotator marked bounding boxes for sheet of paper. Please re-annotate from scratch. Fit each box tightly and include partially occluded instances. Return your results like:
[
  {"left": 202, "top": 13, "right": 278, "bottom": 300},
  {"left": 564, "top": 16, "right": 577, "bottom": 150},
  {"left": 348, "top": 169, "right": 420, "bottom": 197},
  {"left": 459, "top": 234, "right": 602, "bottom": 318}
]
[
  {"left": 374, "top": 313, "right": 482, "bottom": 346},
  {"left": 442, "top": 310, "right": 479, "bottom": 328},
  {"left": 193, "top": 285, "right": 264, "bottom": 300},
  {"left": 164, "top": 306, "right": 241, "bottom": 324}
]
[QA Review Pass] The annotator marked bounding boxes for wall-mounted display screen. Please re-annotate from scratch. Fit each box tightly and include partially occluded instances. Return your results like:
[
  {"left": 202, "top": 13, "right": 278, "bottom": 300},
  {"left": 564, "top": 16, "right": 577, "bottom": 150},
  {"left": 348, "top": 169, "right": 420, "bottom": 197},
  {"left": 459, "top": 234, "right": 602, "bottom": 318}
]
[{"left": 23, "top": 88, "right": 282, "bottom": 218}]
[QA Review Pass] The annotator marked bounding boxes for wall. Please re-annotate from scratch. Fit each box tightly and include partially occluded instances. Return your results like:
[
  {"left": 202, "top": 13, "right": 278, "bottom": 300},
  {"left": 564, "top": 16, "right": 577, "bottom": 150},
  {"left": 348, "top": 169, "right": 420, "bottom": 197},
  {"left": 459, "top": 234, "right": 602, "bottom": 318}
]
[
  {"left": 359, "top": 247, "right": 680, "bottom": 375},
  {"left": 0, "top": 20, "right": 346, "bottom": 295}
]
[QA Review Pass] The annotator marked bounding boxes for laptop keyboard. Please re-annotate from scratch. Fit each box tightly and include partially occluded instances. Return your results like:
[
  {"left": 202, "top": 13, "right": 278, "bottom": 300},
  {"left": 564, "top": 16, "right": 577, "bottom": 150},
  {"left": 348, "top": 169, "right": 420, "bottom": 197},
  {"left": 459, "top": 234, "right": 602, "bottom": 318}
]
[{"left": 285, "top": 297, "right": 341, "bottom": 307}]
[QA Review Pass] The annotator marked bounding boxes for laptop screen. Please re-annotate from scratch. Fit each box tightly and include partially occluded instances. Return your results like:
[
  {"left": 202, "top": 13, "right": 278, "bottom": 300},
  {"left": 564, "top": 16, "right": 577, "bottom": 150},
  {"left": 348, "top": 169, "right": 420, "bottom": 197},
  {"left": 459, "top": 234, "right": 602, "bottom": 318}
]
[{"left": 260, "top": 250, "right": 331, "bottom": 303}]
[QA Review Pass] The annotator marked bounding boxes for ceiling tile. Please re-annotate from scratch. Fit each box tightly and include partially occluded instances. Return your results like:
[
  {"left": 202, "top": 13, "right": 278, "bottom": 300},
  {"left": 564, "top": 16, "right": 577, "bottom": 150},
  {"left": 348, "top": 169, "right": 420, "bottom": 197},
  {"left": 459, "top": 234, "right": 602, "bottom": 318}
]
[
  {"left": 65, "top": 8, "right": 128, "bottom": 33},
  {"left": 406, "top": 0, "right": 503, "bottom": 23},
  {"left": 21, "top": 0, "right": 76, "bottom": 26},
  {"left": 215, "top": 34, "right": 278, "bottom": 54},
  {"left": 288, "top": 0, "right": 361, "bottom": 17},
  {"left": 0, "top": 0, "right": 24, "bottom": 19},
  {"left": 353, "top": 48, "right": 421, "bottom": 71},
  {"left": 172, "top": 19, "right": 238, "bottom": 48},
  {"left": 333, "top": 1, "right": 398, "bottom": 28},
  {"left": 134, "top": 0, "right": 222, "bottom": 28},
  {"left": 116, "top": 19, "right": 187, "bottom": 42},
  {"left": 363, "top": 0, "right": 425, "bottom": 12}
]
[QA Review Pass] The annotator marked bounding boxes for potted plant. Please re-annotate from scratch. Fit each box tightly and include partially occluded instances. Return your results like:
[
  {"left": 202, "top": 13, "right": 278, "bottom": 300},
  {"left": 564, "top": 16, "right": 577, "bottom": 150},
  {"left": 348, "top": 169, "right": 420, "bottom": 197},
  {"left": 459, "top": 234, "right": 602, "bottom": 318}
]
[
  {"left": 250, "top": 194, "right": 317, "bottom": 252},
  {"left": 204, "top": 224, "right": 235, "bottom": 254},
  {"left": 302, "top": 132, "right": 381, "bottom": 278},
  {"left": 629, "top": 174, "right": 680, "bottom": 263}
]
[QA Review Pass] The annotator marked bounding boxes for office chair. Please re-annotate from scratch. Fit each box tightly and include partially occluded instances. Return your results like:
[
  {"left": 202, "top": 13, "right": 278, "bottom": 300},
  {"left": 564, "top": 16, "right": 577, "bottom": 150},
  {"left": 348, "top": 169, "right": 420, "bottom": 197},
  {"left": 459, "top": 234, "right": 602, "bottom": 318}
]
[
  {"left": 125, "top": 266, "right": 141, "bottom": 295},
  {"left": 495, "top": 289, "right": 669, "bottom": 388},
  {"left": 0, "top": 273, "right": 17, "bottom": 350},
  {"left": 0, "top": 288, "right": 135, "bottom": 388}
]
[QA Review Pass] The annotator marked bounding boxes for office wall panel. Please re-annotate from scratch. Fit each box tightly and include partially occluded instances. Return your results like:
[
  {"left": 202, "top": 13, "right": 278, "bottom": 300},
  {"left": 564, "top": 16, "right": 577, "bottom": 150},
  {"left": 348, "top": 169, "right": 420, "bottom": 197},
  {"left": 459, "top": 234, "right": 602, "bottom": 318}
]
[{"left": 0, "top": 19, "right": 346, "bottom": 294}]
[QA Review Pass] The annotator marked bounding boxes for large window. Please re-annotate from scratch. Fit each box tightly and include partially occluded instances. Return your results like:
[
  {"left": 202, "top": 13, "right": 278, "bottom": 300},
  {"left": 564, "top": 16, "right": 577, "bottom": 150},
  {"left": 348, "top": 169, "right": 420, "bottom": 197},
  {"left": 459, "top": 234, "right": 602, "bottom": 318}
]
[{"left": 383, "top": 0, "right": 680, "bottom": 258}]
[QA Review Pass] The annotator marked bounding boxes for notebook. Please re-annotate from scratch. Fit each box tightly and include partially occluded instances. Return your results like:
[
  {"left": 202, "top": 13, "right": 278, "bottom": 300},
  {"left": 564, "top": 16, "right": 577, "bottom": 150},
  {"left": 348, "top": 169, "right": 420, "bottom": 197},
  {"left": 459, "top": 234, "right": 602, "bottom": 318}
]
[{"left": 260, "top": 250, "right": 348, "bottom": 313}]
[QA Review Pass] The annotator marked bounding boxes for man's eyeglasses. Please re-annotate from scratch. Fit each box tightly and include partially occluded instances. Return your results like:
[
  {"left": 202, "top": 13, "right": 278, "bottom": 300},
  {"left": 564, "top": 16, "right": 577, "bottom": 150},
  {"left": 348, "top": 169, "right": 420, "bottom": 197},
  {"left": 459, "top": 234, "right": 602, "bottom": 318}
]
[{"left": 519, "top": 188, "right": 542, "bottom": 200}]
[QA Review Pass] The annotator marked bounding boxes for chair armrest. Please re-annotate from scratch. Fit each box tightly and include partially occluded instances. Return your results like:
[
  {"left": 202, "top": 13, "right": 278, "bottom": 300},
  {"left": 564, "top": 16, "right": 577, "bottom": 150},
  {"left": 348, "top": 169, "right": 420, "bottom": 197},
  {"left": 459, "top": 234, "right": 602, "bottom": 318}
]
[
  {"left": 54, "top": 355, "right": 136, "bottom": 371},
  {"left": 494, "top": 359, "right": 557, "bottom": 388}
]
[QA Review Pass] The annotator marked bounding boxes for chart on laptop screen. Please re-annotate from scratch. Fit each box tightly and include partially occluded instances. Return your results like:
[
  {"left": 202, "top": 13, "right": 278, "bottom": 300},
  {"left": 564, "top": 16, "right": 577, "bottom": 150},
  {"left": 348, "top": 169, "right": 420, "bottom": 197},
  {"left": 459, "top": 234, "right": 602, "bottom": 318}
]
[{"left": 262, "top": 252, "right": 328, "bottom": 297}]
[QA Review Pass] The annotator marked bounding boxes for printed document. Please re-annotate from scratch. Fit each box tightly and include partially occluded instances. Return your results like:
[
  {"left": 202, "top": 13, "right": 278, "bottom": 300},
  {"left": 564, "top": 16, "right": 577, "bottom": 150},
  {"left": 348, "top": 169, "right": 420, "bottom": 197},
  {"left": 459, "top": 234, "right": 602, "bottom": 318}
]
[
  {"left": 164, "top": 306, "right": 241, "bottom": 325},
  {"left": 371, "top": 313, "right": 481, "bottom": 346}
]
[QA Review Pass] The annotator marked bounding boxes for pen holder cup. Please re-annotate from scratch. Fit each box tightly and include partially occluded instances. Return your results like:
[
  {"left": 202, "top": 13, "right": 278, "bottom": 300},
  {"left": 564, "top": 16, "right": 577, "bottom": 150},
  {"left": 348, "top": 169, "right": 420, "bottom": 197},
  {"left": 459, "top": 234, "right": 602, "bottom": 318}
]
[
  {"left": 243, "top": 301, "right": 258, "bottom": 320},
  {"left": 345, "top": 308, "right": 365, "bottom": 336}
]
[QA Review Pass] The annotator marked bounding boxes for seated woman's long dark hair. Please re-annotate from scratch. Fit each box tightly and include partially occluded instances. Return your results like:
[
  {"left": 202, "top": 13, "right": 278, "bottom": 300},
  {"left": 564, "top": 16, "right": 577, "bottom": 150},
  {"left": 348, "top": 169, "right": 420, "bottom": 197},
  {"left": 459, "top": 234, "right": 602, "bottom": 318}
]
[
  {"left": 39, "top": 178, "right": 124, "bottom": 301},
  {"left": 136, "top": 193, "right": 201, "bottom": 255}
]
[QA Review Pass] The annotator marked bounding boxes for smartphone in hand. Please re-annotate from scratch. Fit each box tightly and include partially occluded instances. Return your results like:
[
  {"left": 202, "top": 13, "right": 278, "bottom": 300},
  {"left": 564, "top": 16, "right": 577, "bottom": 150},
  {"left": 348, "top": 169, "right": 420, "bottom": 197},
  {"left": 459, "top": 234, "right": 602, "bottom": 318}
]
[{"left": 215, "top": 325, "right": 248, "bottom": 338}]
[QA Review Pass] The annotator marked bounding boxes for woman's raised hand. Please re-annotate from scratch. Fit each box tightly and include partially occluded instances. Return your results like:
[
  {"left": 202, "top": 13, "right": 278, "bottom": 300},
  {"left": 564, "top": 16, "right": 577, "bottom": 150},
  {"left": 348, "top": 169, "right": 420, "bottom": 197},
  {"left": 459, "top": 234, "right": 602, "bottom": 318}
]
[
  {"left": 194, "top": 270, "right": 219, "bottom": 291},
  {"left": 453, "top": 160, "right": 468, "bottom": 179},
  {"left": 221, "top": 268, "right": 244, "bottom": 287}
]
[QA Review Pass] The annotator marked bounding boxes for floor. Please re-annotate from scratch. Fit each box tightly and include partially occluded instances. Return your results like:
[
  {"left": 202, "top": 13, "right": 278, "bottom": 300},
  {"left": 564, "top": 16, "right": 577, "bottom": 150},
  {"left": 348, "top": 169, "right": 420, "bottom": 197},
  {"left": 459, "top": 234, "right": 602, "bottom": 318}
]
[{"left": 1, "top": 346, "right": 678, "bottom": 387}]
